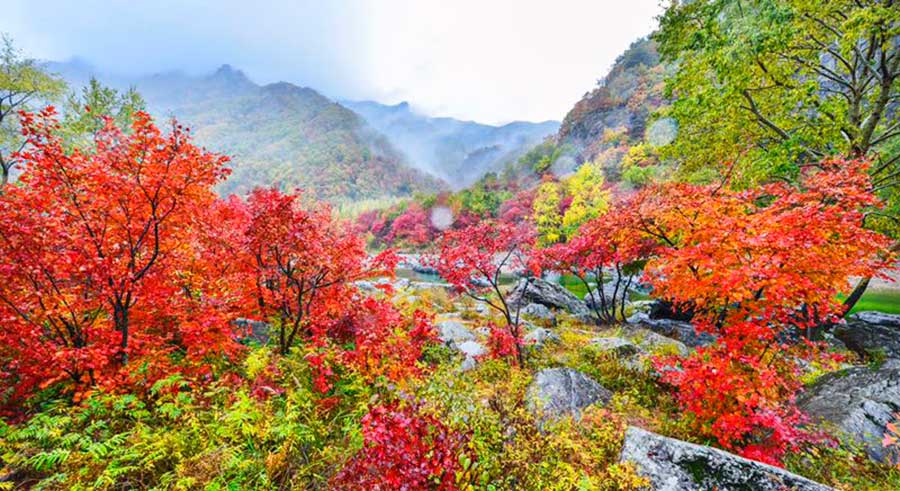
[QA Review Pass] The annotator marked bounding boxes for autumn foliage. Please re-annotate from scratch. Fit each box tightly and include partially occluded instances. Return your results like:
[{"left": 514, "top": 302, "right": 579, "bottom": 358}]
[
  {"left": 435, "top": 220, "right": 538, "bottom": 366},
  {"left": 0, "top": 109, "right": 240, "bottom": 413},
  {"left": 331, "top": 403, "right": 469, "bottom": 490},
  {"left": 634, "top": 160, "right": 894, "bottom": 464}
]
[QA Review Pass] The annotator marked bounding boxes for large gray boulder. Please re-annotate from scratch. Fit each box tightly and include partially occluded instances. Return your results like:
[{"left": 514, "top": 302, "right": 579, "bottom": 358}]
[
  {"left": 619, "top": 426, "right": 832, "bottom": 491},
  {"left": 799, "top": 365, "right": 900, "bottom": 464},
  {"left": 628, "top": 312, "right": 716, "bottom": 348},
  {"left": 527, "top": 368, "right": 611, "bottom": 419},
  {"left": 834, "top": 311, "right": 900, "bottom": 360},
  {"left": 508, "top": 278, "right": 592, "bottom": 320}
]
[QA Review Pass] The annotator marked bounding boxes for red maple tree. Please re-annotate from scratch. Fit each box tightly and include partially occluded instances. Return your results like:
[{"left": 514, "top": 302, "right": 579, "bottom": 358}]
[
  {"left": 0, "top": 109, "right": 238, "bottom": 413},
  {"left": 244, "top": 187, "right": 398, "bottom": 355},
  {"left": 637, "top": 159, "right": 894, "bottom": 463},
  {"left": 434, "top": 220, "right": 538, "bottom": 366}
]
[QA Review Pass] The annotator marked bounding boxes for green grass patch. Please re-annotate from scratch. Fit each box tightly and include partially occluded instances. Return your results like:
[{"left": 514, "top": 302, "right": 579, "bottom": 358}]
[{"left": 845, "top": 288, "right": 900, "bottom": 315}]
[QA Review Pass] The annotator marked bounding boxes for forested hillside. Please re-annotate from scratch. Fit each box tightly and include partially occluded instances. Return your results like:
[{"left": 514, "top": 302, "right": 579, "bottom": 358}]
[
  {"left": 343, "top": 100, "right": 559, "bottom": 188},
  {"left": 48, "top": 61, "right": 444, "bottom": 202}
]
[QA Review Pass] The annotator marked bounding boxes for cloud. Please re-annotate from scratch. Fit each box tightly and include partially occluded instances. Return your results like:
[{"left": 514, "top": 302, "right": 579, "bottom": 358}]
[{"left": 6, "top": 0, "right": 661, "bottom": 124}]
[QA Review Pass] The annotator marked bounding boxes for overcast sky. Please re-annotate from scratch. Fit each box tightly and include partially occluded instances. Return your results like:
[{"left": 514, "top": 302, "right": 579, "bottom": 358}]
[{"left": 6, "top": 0, "right": 662, "bottom": 125}]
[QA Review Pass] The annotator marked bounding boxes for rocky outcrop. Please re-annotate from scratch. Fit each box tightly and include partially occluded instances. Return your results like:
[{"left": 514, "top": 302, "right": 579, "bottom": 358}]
[
  {"left": 799, "top": 365, "right": 900, "bottom": 464},
  {"left": 508, "top": 278, "right": 592, "bottom": 320},
  {"left": 619, "top": 426, "right": 833, "bottom": 490},
  {"left": 628, "top": 312, "right": 716, "bottom": 348},
  {"left": 834, "top": 311, "right": 900, "bottom": 360},
  {"left": 527, "top": 368, "right": 611, "bottom": 419}
]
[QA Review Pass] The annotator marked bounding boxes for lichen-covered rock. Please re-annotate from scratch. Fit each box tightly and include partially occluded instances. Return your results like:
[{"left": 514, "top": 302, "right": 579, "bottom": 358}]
[
  {"left": 520, "top": 303, "right": 557, "bottom": 325},
  {"left": 524, "top": 327, "right": 560, "bottom": 349},
  {"left": 628, "top": 312, "right": 716, "bottom": 348},
  {"left": 619, "top": 426, "right": 833, "bottom": 491},
  {"left": 590, "top": 337, "right": 642, "bottom": 357},
  {"left": 508, "top": 278, "right": 592, "bottom": 320},
  {"left": 834, "top": 311, "right": 900, "bottom": 360},
  {"left": 437, "top": 320, "right": 475, "bottom": 348},
  {"left": 527, "top": 368, "right": 611, "bottom": 419},
  {"left": 799, "top": 365, "right": 900, "bottom": 464},
  {"left": 622, "top": 326, "right": 690, "bottom": 357}
]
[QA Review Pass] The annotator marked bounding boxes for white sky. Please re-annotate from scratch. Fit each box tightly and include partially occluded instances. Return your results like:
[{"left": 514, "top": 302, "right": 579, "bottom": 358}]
[{"left": 6, "top": 0, "right": 662, "bottom": 125}]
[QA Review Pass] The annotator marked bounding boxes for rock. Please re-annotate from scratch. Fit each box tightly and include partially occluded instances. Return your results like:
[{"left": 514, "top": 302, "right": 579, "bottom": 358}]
[
  {"left": 398, "top": 254, "right": 440, "bottom": 276},
  {"left": 524, "top": 327, "right": 561, "bottom": 349},
  {"left": 409, "top": 281, "right": 454, "bottom": 292},
  {"left": 232, "top": 318, "right": 271, "bottom": 344},
  {"left": 648, "top": 300, "right": 695, "bottom": 322},
  {"left": 799, "top": 365, "right": 900, "bottom": 464},
  {"left": 628, "top": 312, "right": 716, "bottom": 348},
  {"left": 456, "top": 340, "right": 486, "bottom": 358},
  {"left": 460, "top": 355, "right": 478, "bottom": 371},
  {"left": 590, "top": 337, "right": 642, "bottom": 357},
  {"left": 527, "top": 368, "right": 611, "bottom": 419},
  {"left": 834, "top": 311, "right": 900, "bottom": 360},
  {"left": 630, "top": 300, "right": 657, "bottom": 314},
  {"left": 623, "top": 326, "right": 690, "bottom": 357},
  {"left": 620, "top": 426, "right": 832, "bottom": 491},
  {"left": 437, "top": 320, "right": 475, "bottom": 348},
  {"left": 508, "top": 278, "right": 592, "bottom": 320},
  {"left": 520, "top": 303, "right": 557, "bottom": 325}
]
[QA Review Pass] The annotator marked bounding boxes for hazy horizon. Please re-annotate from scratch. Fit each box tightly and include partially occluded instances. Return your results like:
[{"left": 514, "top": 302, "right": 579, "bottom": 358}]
[{"left": 6, "top": 0, "right": 662, "bottom": 125}]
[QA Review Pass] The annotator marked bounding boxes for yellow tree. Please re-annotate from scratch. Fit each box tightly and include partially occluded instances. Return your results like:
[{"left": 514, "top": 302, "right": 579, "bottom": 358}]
[
  {"left": 562, "top": 161, "right": 609, "bottom": 237},
  {"left": 533, "top": 177, "right": 563, "bottom": 246}
]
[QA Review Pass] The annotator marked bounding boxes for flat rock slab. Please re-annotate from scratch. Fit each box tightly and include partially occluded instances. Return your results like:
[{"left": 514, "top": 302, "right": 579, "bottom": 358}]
[
  {"left": 620, "top": 426, "right": 833, "bottom": 491},
  {"left": 799, "top": 365, "right": 900, "bottom": 464},
  {"left": 527, "top": 367, "right": 611, "bottom": 419}
]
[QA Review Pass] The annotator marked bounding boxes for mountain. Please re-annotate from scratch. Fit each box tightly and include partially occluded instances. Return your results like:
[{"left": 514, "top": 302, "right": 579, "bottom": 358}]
[
  {"left": 511, "top": 38, "right": 668, "bottom": 184},
  {"left": 46, "top": 61, "right": 444, "bottom": 203},
  {"left": 555, "top": 38, "right": 667, "bottom": 181},
  {"left": 342, "top": 100, "right": 559, "bottom": 189}
]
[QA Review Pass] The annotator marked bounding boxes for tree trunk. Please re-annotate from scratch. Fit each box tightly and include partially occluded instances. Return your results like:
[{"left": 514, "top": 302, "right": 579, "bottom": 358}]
[{"left": 841, "top": 276, "right": 871, "bottom": 316}]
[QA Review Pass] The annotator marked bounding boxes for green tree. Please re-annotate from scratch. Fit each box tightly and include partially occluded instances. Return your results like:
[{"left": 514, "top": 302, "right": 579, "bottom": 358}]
[
  {"left": 61, "top": 77, "right": 146, "bottom": 147},
  {"left": 656, "top": 0, "right": 899, "bottom": 184},
  {"left": 0, "top": 34, "right": 66, "bottom": 187},
  {"left": 656, "top": 0, "right": 900, "bottom": 312}
]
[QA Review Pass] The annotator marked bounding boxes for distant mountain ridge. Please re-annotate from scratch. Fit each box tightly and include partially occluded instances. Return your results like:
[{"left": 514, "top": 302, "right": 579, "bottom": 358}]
[
  {"left": 342, "top": 100, "right": 559, "bottom": 189},
  {"left": 45, "top": 60, "right": 444, "bottom": 203}
]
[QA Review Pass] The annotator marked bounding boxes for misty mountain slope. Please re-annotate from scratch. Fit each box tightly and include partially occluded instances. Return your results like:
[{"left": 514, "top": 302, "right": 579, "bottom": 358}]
[
  {"left": 342, "top": 100, "right": 559, "bottom": 188},
  {"left": 46, "top": 62, "right": 444, "bottom": 202},
  {"left": 553, "top": 38, "right": 668, "bottom": 179}
]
